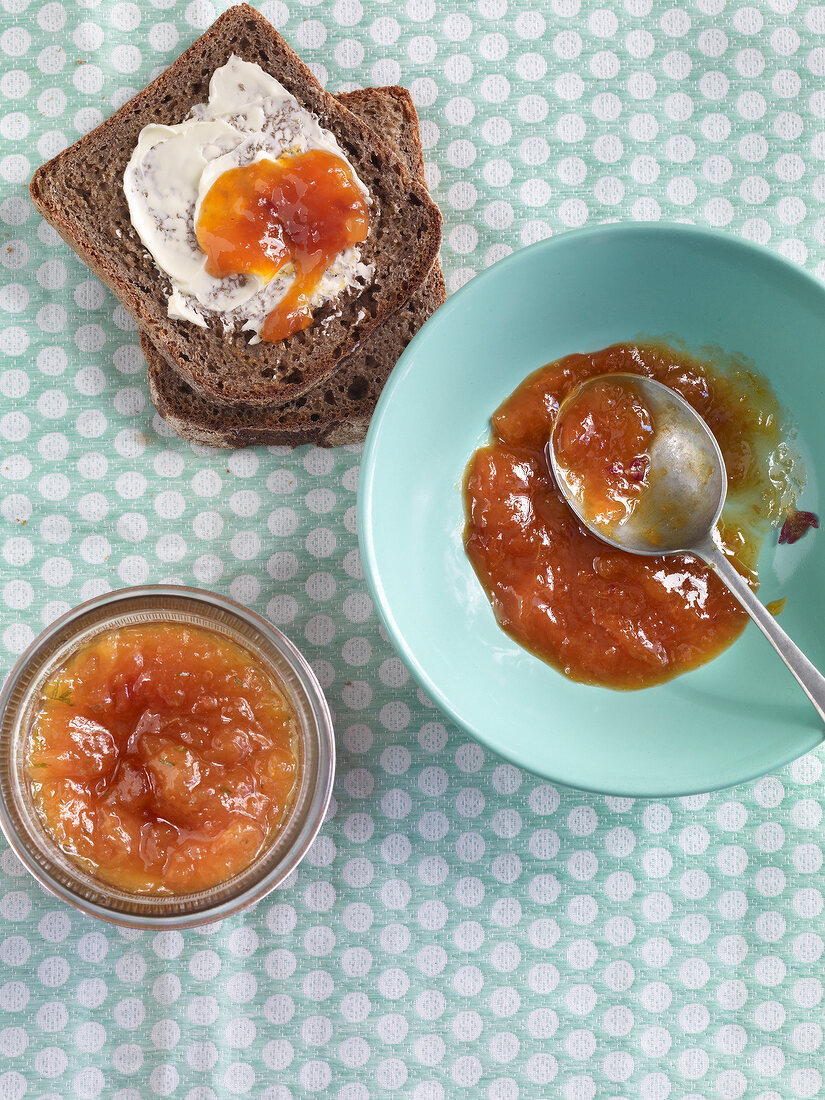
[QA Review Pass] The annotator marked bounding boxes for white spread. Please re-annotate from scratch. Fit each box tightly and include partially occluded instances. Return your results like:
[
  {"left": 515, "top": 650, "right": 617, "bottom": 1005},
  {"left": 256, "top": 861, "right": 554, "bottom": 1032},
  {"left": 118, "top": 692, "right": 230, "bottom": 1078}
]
[{"left": 123, "top": 56, "right": 373, "bottom": 341}]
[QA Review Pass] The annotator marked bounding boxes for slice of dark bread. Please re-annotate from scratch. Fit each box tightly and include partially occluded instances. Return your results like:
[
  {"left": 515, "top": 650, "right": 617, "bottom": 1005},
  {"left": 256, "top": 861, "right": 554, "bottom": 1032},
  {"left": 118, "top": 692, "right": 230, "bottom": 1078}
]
[
  {"left": 144, "top": 86, "right": 446, "bottom": 448},
  {"left": 29, "top": 3, "right": 442, "bottom": 407}
]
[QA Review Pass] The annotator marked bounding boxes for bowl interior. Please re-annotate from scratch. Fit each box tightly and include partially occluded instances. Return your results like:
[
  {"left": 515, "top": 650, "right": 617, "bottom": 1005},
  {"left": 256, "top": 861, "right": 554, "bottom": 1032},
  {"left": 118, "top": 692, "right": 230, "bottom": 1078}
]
[
  {"left": 360, "top": 225, "right": 825, "bottom": 796},
  {"left": 0, "top": 587, "right": 334, "bottom": 927}
]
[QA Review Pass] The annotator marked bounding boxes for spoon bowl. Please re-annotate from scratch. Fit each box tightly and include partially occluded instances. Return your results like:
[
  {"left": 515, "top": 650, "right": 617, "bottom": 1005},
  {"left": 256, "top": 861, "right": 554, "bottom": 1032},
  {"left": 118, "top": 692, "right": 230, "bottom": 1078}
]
[
  {"left": 549, "top": 374, "right": 727, "bottom": 555},
  {"left": 549, "top": 371, "right": 825, "bottom": 725}
]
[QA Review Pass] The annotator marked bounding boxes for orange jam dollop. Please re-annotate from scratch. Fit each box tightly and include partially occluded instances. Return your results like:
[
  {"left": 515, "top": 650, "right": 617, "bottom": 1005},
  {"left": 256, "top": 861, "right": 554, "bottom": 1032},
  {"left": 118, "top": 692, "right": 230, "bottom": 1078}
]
[
  {"left": 554, "top": 375, "right": 654, "bottom": 531},
  {"left": 464, "top": 342, "right": 798, "bottom": 691},
  {"left": 195, "top": 148, "right": 370, "bottom": 343},
  {"left": 26, "top": 624, "right": 299, "bottom": 895}
]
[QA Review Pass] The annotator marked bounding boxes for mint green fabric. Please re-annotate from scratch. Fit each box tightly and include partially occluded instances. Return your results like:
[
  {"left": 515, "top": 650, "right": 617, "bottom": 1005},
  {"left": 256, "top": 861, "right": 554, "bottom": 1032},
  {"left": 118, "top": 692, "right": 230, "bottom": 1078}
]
[{"left": 1, "top": 1, "right": 825, "bottom": 1097}]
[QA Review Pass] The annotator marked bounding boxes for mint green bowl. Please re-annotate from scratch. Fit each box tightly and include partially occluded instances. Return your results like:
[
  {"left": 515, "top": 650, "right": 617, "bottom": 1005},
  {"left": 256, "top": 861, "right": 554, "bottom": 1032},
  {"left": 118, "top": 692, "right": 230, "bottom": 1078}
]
[{"left": 359, "top": 224, "right": 825, "bottom": 796}]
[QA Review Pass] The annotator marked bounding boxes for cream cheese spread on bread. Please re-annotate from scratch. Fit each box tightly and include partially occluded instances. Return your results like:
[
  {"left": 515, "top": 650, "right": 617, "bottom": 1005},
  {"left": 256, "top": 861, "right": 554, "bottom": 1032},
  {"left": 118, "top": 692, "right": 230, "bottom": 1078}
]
[{"left": 123, "top": 56, "right": 373, "bottom": 342}]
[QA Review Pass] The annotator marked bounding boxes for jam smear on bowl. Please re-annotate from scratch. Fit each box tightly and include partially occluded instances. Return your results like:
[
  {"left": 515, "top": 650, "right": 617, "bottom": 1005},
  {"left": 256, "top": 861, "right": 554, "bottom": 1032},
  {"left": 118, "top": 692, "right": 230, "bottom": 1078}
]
[
  {"left": 196, "top": 148, "right": 370, "bottom": 343},
  {"left": 464, "top": 341, "right": 801, "bottom": 690},
  {"left": 26, "top": 624, "right": 299, "bottom": 894}
]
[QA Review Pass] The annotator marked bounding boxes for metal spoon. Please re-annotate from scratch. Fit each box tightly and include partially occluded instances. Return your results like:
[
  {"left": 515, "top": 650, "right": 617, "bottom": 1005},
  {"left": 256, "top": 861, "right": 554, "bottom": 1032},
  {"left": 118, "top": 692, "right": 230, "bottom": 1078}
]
[{"left": 548, "top": 372, "right": 825, "bottom": 721}]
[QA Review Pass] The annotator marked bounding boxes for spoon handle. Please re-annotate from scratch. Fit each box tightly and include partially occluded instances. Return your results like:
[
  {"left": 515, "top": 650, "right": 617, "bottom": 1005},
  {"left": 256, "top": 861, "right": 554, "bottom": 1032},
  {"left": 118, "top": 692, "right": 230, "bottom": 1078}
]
[{"left": 698, "top": 533, "right": 825, "bottom": 725}]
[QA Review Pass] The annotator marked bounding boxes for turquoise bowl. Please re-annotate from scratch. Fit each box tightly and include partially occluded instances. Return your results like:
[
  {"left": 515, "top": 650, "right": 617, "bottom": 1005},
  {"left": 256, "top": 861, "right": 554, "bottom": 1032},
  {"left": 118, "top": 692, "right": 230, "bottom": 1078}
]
[{"left": 358, "top": 224, "right": 825, "bottom": 796}]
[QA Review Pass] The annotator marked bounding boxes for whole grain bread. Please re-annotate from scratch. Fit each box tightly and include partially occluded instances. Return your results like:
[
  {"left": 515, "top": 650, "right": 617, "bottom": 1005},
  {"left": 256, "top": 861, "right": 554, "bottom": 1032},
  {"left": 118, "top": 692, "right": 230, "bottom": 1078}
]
[
  {"left": 144, "top": 86, "right": 446, "bottom": 448},
  {"left": 29, "top": 4, "right": 442, "bottom": 407}
]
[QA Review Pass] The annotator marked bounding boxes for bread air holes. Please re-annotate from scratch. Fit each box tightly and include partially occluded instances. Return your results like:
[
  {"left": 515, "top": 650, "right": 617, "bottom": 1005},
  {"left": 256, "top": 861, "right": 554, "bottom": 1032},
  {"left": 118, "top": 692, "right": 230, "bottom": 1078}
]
[
  {"left": 258, "top": 367, "right": 303, "bottom": 386},
  {"left": 359, "top": 288, "right": 380, "bottom": 318},
  {"left": 347, "top": 375, "right": 368, "bottom": 400}
]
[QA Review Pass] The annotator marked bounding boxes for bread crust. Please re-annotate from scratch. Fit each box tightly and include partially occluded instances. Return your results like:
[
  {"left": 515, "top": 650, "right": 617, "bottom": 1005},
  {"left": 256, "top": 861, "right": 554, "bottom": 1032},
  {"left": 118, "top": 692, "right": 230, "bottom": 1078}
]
[
  {"left": 29, "top": 4, "right": 442, "bottom": 407},
  {"left": 145, "top": 268, "right": 446, "bottom": 448}
]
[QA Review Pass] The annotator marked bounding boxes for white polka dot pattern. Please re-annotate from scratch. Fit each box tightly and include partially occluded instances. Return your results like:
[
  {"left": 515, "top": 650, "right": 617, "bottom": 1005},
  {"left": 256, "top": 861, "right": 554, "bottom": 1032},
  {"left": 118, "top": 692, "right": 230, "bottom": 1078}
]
[{"left": 3, "top": 0, "right": 825, "bottom": 1096}]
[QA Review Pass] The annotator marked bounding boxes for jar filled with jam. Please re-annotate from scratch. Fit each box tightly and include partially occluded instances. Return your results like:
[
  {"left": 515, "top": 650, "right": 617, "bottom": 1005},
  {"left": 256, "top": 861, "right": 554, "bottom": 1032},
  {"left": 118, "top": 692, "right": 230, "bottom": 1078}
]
[
  {"left": 27, "top": 623, "right": 300, "bottom": 895},
  {"left": 0, "top": 588, "right": 335, "bottom": 927}
]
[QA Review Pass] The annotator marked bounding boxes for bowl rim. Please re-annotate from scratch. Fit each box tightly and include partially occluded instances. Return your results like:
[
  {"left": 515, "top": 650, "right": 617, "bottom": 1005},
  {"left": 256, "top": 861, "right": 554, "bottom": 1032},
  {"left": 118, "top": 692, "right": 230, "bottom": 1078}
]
[
  {"left": 0, "top": 584, "right": 336, "bottom": 927},
  {"left": 358, "top": 222, "right": 825, "bottom": 796}
]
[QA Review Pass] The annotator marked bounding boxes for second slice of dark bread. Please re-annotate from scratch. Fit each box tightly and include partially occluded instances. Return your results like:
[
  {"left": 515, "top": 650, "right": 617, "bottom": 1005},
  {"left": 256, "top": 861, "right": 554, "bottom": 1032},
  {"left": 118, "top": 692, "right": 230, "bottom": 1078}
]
[
  {"left": 144, "top": 87, "right": 446, "bottom": 449},
  {"left": 29, "top": 4, "right": 442, "bottom": 407}
]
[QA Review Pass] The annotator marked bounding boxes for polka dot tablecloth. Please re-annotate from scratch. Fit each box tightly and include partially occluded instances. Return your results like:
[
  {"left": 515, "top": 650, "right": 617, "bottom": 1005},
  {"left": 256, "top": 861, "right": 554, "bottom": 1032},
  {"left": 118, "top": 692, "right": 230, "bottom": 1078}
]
[{"left": 2, "top": 0, "right": 825, "bottom": 1097}]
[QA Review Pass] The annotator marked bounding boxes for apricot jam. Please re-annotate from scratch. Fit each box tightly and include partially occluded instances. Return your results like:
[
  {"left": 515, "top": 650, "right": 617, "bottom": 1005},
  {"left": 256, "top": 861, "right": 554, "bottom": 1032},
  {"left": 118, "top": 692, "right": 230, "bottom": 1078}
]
[
  {"left": 553, "top": 375, "right": 654, "bottom": 531},
  {"left": 26, "top": 624, "right": 299, "bottom": 894},
  {"left": 464, "top": 342, "right": 798, "bottom": 690},
  {"left": 196, "top": 148, "right": 370, "bottom": 343}
]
